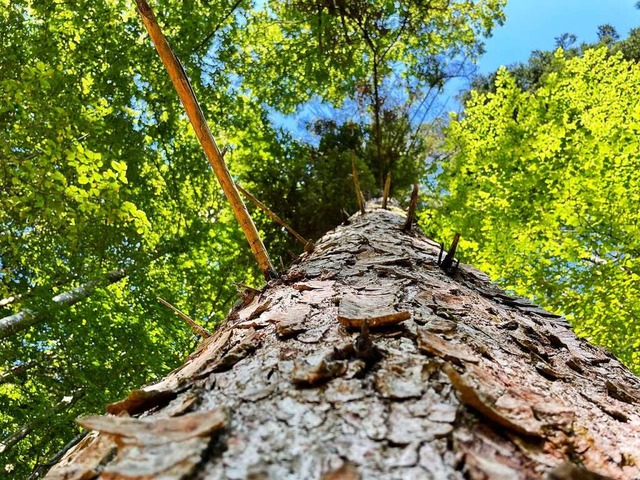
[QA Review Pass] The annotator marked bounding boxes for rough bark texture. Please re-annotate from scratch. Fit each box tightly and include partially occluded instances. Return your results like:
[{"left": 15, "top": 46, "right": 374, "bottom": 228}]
[{"left": 46, "top": 205, "right": 640, "bottom": 480}]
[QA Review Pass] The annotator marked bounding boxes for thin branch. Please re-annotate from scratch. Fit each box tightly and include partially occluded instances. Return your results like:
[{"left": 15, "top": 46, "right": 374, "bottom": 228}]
[
  {"left": 0, "top": 390, "right": 84, "bottom": 457},
  {"left": 157, "top": 297, "right": 212, "bottom": 338},
  {"left": 192, "top": 0, "right": 244, "bottom": 55},
  {"left": 236, "top": 183, "right": 313, "bottom": 251},
  {"left": 27, "top": 432, "right": 88, "bottom": 480},
  {"left": 405, "top": 89, "right": 446, "bottom": 155},
  {"left": 0, "top": 235, "right": 189, "bottom": 340},
  {"left": 235, "top": 282, "right": 261, "bottom": 295},
  {"left": 0, "top": 362, "right": 33, "bottom": 384},
  {"left": 0, "top": 269, "right": 125, "bottom": 340},
  {"left": 379, "top": 14, "right": 410, "bottom": 61},
  {"left": 401, "top": 54, "right": 474, "bottom": 157}
]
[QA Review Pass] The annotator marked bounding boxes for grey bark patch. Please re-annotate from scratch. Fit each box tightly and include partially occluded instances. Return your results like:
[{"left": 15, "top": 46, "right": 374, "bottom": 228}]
[{"left": 374, "top": 359, "right": 425, "bottom": 399}]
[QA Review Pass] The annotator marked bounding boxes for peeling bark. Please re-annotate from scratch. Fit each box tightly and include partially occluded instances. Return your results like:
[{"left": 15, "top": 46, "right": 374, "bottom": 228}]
[{"left": 46, "top": 205, "right": 640, "bottom": 480}]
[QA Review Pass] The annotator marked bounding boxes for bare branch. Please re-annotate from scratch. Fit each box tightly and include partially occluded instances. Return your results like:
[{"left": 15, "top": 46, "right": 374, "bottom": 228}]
[
  {"left": 236, "top": 183, "right": 313, "bottom": 251},
  {"left": 135, "top": 0, "right": 275, "bottom": 279},
  {"left": 157, "top": 297, "right": 212, "bottom": 338}
]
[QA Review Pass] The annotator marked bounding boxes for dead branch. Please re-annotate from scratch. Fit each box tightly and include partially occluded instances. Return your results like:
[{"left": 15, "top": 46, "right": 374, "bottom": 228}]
[
  {"left": 135, "top": 0, "right": 275, "bottom": 279},
  {"left": 236, "top": 183, "right": 313, "bottom": 252},
  {"left": 157, "top": 297, "right": 212, "bottom": 338},
  {"left": 403, "top": 182, "right": 419, "bottom": 231}
]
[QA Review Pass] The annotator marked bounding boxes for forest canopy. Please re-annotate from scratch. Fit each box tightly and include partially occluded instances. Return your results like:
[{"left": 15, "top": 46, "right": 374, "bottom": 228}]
[
  {"left": 423, "top": 47, "right": 640, "bottom": 370},
  {"left": 2, "top": 0, "right": 639, "bottom": 478}
]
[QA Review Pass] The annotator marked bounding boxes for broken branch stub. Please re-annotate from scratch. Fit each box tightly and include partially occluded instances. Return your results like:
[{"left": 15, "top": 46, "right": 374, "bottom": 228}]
[
  {"left": 135, "top": 0, "right": 275, "bottom": 279},
  {"left": 403, "top": 182, "right": 419, "bottom": 231},
  {"left": 382, "top": 172, "right": 391, "bottom": 209},
  {"left": 351, "top": 152, "right": 366, "bottom": 214},
  {"left": 438, "top": 233, "right": 461, "bottom": 275}
]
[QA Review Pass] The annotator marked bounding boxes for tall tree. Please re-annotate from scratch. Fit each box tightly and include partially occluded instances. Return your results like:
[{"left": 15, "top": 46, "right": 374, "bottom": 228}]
[
  {"left": 45, "top": 205, "right": 640, "bottom": 479},
  {"left": 0, "top": 1, "right": 265, "bottom": 475},
  {"left": 1, "top": 0, "right": 507, "bottom": 476},
  {"left": 225, "top": 0, "right": 505, "bottom": 188},
  {"left": 425, "top": 48, "right": 640, "bottom": 373}
]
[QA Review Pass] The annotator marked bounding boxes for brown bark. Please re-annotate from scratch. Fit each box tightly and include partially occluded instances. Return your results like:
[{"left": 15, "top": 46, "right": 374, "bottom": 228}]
[{"left": 45, "top": 205, "right": 640, "bottom": 480}]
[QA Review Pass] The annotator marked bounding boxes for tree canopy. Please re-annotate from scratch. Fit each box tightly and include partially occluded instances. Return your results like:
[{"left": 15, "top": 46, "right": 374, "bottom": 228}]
[
  {"left": 0, "top": 0, "right": 506, "bottom": 477},
  {"left": 424, "top": 47, "right": 640, "bottom": 372}
]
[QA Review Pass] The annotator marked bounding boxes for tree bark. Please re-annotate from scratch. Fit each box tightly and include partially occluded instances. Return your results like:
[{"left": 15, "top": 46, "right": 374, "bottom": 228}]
[{"left": 45, "top": 205, "right": 640, "bottom": 480}]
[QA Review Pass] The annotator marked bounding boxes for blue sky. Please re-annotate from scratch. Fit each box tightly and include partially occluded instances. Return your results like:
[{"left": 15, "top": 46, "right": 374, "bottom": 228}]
[
  {"left": 478, "top": 0, "right": 640, "bottom": 73},
  {"left": 276, "top": 1, "right": 640, "bottom": 135},
  {"left": 438, "top": 0, "right": 640, "bottom": 111}
]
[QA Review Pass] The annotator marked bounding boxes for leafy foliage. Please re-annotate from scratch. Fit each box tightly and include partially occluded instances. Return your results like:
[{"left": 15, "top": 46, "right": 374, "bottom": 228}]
[
  {"left": 468, "top": 20, "right": 640, "bottom": 100},
  {"left": 0, "top": 0, "right": 505, "bottom": 476},
  {"left": 231, "top": 0, "right": 505, "bottom": 188},
  {"left": 0, "top": 0, "right": 261, "bottom": 476},
  {"left": 241, "top": 111, "right": 433, "bottom": 243},
  {"left": 423, "top": 48, "right": 640, "bottom": 372}
]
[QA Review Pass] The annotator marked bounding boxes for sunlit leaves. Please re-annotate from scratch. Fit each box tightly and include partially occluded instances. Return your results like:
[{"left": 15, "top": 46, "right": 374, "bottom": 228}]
[
  {"left": 424, "top": 48, "right": 640, "bottom": 373},
  {"left": 0, "top": 0, "right": 259, "bottom": 476},
  {"left": 221, "top": 0, "right": 506, "bottom": 117}
]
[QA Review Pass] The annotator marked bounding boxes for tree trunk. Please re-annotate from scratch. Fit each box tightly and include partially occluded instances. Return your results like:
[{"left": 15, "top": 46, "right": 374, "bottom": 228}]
[{"left": 45, "top": 205, "right": 640, "bottom": 480}]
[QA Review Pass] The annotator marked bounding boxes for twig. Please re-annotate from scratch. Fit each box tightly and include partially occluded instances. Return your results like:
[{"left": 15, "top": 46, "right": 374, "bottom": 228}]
[
  {"left": 351, "top": 152, "right": 366, "bottom": 214},
  {"left": 341, "top": 208, "right": 351, "bottom": 224},
  {"left": 235, "top": 282, "right": 261, "bottom": 295},
  {"left": 403, "top": 182, "right": 419, "bottom": 231},
  {"left": 157, "top": 297, "right": 212, "bottom": 338},
  {"left": 382, "top": 172, "right": 391, "bottom": 209},
  {"left": 236, "top": 183, "right": 313, "bottom": 252},
  {"left": 135, "top": 0, "right": 275, "bottom": 279},
  {"left": 191, "top": 0, "right": 244, "bottom": 54},
  {"left": 27, "top": 432, "right": 88, "bottom": 480}
]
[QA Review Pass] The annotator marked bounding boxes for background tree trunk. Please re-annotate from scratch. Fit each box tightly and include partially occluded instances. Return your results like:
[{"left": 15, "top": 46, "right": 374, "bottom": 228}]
[{"left": 45, "top": 205, "right": 640, "bottom": 480}]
